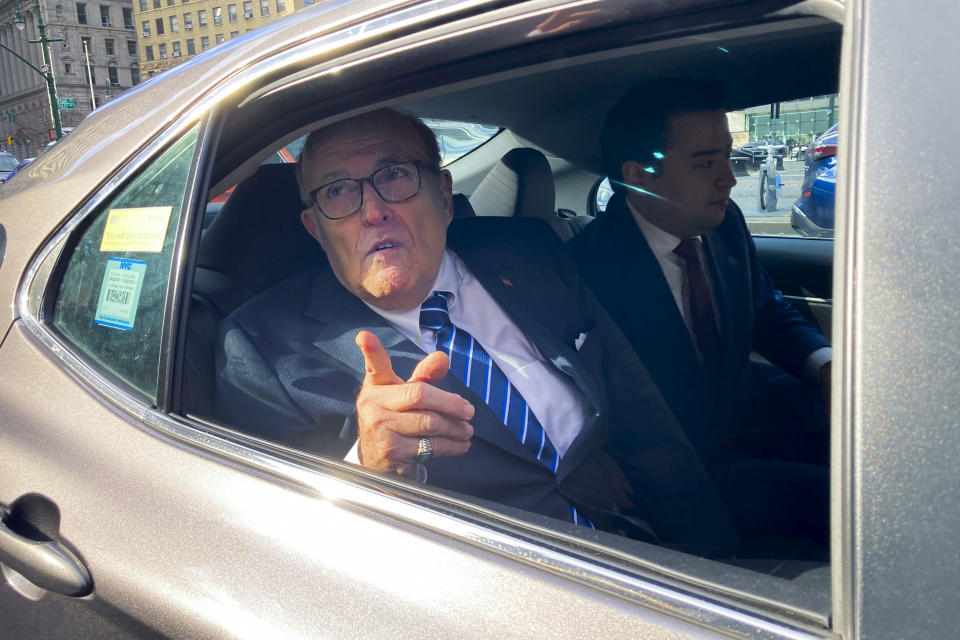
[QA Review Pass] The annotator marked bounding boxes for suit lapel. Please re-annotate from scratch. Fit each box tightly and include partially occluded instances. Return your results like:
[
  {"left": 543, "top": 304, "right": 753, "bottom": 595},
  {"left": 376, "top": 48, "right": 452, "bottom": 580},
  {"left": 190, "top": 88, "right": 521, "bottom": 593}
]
[
  {"left": 448, "top": 227, "right": 608, "bottom": 475},
  {"left": 700, "top": 209, "right": 749, "bottom": 375},
  {"left": 602, "top": 196, "right": 705, "bottom": 385}
]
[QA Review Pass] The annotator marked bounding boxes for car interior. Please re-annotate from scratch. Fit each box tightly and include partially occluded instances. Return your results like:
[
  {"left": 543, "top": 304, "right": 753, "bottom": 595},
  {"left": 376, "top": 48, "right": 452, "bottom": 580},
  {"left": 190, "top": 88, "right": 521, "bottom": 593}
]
[{"left": 172, "top": 4, "right": 841, "bottom": 623}]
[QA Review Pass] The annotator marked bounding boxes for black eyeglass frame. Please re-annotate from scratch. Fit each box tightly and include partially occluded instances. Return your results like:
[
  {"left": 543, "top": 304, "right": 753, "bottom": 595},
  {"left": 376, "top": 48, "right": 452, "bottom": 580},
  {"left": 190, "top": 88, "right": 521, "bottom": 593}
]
[{"left": 308, "top": 160, "right": 439, "bottom": 220}]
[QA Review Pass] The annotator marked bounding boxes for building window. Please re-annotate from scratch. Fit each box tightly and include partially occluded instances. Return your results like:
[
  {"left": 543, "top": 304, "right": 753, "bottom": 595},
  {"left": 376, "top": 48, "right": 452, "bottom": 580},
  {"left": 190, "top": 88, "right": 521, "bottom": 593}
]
[
  {"left": 56, "top": 4, "right": 64, "bottom": 18},
  {"left": 213, "top": 7, "right": 222, "bottom": 25},
  {"left": 242, "top": 1, "right": 251, "bottom": 18},
  {"left": 155, "top": 17, "right": 164, "bottom": 34},
  {"left": 127, "top": 39, "right": 137, "bottom": 55},
  {"left": 197, "top": 9, "right": 206, "bottom": 26},
  {"left": 123, "top": 7, "right": 133, "bottom": 28},
  {"left": 183, "top": 12, "right": 192, "bottom": 28},
  {"left": 215, "top": 33, "right": 223, "bottom": 44},
  {"left": 304, "top": 0, "right": 314, "bottom": 6},
  {"left": 167, "top": 0, "right": 175, "bottom": 5},
  {"left": 230, "top": 30, "right": 238, "bottom": 38},
  {"left": 169, "top": 15, "right": 178, "bottom": 31},
  {"left": 139, "top": 0, "right": 146, "bottom": 10},
  {"left": 158, "top": 43, "right": 167, "bottom": 58},
  {"left": 145, "top": 45, "right": 154, "bottom": 60},
  {"left": 130, "top": 64, "right": 140, "bottom": 85},
  {"left": 64, "top": 61, "right": 72, "bottom": 74},
  {"left": 152, "top": 0, "right": 160, "bottom": 8},
  {"left": 259, "top": 0, "right": 268, "bottom": 16},
  {"left": 77, "top": 3, "right": 87, "bottom": 24},
  {"left": 142, "top": 20, "right": 150, "bottom": 36},
  {"left": 227, "top": 4, "right": 237, "bottom": 21},
  {"left": 81, "top": 35, "right": 92, "bottom": 53},
  {"left": 104, "top": 38, "right": 115, "bottom": 55},
  {"left": 185, "top": 38, "right": 195, "bottom": 54},
  {"left": 100, "top": 5, "right": 110, "bottom": 26},
  {"left": 171, "top": 40, "right": 181, "bottom": 57},
  {"left": 200, "top": 35, "right": 209, "bottom": 50},
  {"left": 275, "top": 0, "right": 284, "bottom": 12},
  {"left": 108, "top": 65, "right": 119, "bottom": 86}
]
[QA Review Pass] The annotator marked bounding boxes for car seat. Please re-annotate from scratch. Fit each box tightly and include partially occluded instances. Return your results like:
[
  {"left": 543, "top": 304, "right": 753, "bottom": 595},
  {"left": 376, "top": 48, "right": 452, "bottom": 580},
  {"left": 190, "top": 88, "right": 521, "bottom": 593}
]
[{"left": 467, "top": 147, "right": 591, "bottom": 240}]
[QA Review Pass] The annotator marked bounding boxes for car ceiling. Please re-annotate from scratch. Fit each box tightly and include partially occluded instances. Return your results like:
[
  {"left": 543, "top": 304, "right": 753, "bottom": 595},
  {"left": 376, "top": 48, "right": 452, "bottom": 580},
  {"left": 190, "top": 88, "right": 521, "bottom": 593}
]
[{"left": 213, "top": 12, "right": 839, "bottom": 188}]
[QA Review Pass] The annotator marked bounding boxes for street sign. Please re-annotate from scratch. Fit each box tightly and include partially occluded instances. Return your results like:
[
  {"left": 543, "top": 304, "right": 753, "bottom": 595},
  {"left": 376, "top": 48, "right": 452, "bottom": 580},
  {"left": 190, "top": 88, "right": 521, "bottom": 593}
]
[{"left": 57, "top": 98, "right": 74, "bottom": 110}]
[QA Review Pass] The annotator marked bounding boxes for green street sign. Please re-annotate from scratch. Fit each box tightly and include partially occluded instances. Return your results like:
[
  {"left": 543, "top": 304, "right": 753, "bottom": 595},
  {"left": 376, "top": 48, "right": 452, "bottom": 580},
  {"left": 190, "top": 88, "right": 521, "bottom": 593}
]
[{"left": 57, "top": 98, "right": 75, "bottom": 110}]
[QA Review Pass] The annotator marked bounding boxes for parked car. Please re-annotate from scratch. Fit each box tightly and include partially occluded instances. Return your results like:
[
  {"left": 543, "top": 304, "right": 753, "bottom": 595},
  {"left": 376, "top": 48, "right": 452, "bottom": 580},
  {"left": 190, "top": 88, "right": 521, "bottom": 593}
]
[
  {"left": 0, "top": 151, "right": 18, "bottom": 185},
  {"left": 792, "top": 123, "right": 839, "bottom": 237},
  {"left": 735, "top": 140, "right": 787, "bottom": 168},
  {"left": 1, "top": 0, "right": 958, "bottom": 638}
]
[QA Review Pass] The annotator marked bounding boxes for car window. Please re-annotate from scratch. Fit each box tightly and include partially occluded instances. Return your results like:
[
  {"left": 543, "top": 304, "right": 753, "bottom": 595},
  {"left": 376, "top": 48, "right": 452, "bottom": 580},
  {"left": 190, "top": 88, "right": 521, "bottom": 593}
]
[
  {"left": 51, "top": 127, "right": 199, "bottom": 399},
  {"left": 731, "top": 94, "right": 839, "bottom": 237},
  {"left": 423, "top": 119, "right": 501, "bottom": 165},
  {"left": 594, "top": 94, "right": 839, "bottom": 240}
]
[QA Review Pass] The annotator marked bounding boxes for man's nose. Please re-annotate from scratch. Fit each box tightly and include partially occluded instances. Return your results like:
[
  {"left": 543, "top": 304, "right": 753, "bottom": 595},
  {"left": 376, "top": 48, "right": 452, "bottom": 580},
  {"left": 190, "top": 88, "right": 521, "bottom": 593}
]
[
  {"left": 359, "top": 179, "right": 392, "bottom": 224},
  {"left": 719, "top": 160, "right": 737, "bottom": 188}
]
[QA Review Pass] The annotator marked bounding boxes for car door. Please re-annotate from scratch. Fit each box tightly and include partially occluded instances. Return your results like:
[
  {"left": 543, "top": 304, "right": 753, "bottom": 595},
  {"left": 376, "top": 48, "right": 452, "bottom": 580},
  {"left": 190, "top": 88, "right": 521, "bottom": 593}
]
[{"left": 1, "top": 2, "right": 840, "bottom": 638}]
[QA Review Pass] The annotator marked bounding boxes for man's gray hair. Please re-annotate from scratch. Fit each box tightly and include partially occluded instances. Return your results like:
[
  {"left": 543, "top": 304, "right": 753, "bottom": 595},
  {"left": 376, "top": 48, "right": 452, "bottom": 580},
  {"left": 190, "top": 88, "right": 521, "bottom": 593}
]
[{"left": 295, "top": 109, "right": 442, "bottom": 207}]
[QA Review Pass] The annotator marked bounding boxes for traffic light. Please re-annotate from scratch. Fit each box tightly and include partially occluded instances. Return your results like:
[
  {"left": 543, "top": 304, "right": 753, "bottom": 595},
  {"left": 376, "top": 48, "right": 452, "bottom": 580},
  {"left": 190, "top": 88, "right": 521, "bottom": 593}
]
[
  {"left": 49, "top": 129, "right": 55, "bottom": 139},
  {"left": 5, "top": 136, "right": 10, "bottom": 145},
  {"left": 25, "top": 138, "right": 30, "bottom": 145}
]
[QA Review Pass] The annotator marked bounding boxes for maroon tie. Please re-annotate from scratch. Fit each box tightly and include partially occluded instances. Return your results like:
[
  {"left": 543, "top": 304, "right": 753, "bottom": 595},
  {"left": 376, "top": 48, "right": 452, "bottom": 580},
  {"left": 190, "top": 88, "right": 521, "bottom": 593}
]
[{"left": 674, "top": 238, "right": 723, "bottom": 372}]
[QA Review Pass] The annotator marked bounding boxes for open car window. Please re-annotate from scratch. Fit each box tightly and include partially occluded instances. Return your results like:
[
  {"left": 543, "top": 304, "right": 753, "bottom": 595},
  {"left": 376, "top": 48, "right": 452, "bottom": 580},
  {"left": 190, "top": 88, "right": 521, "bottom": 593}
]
[{"left": 171, "top": 2, "right": 841, "bottom": 627}]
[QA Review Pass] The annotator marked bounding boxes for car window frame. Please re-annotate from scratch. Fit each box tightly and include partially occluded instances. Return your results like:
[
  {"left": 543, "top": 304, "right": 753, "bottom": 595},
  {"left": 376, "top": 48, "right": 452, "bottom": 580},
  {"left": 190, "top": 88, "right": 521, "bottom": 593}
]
[{"left": 183, "top": 0, "right": 841, "bottom": 623}]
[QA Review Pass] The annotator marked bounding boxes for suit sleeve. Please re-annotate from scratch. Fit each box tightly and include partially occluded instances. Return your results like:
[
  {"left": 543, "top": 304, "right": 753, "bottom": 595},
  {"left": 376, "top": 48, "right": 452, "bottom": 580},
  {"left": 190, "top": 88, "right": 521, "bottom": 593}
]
[
  {"left": 215, "top": 317, "right": 355, "bottom": 456},
  {"left": 736, "top": 212, "right": 830, "bottom": 379}
]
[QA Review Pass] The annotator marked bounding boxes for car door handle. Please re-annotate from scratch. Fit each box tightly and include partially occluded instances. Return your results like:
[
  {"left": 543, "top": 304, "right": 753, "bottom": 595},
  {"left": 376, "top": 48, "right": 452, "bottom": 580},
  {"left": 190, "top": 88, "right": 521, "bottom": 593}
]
[{"left": 0, "top": 509, "right": 92, "bottom": 597}]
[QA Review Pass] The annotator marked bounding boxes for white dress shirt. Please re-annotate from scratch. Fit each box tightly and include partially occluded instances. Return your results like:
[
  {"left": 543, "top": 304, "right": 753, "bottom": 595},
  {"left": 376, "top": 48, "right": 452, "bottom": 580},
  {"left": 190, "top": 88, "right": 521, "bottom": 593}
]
[
  {"left": 627, "top": 199, "right": 831, "bottom": 380},
  {"left": 346, "top": 249, "right": 591, "bottom": 468}
]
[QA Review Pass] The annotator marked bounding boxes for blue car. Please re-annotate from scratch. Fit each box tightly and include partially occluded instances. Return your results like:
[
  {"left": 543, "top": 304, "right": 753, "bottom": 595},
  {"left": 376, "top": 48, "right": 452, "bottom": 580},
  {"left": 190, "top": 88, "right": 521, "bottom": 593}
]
[
  {"left": 0, "top": 151, "right": 19, "bottom": 186},
  {"left": 791, "top": 123, "right": 838, "bottom": 237}
]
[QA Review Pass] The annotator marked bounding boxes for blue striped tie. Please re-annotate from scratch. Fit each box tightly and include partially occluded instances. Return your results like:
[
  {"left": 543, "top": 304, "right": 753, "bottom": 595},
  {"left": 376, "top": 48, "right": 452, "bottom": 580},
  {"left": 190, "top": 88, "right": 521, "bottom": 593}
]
[{"left": 420, "top": 291, "right": 593, "bottom": 528}]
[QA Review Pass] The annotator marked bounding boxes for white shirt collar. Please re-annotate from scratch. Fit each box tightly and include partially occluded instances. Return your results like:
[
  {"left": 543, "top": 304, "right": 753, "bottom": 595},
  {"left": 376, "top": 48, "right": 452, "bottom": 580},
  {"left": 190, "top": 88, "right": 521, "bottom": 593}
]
[{"left": 626, "top": 197, "right": 700, "bottom": 260}]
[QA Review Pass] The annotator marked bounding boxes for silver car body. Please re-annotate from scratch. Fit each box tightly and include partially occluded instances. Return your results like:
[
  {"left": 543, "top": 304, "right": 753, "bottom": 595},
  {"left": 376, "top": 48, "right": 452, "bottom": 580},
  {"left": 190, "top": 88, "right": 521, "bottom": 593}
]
[{"left": 0, "top": 0, "right": 958, "bottom": 637}]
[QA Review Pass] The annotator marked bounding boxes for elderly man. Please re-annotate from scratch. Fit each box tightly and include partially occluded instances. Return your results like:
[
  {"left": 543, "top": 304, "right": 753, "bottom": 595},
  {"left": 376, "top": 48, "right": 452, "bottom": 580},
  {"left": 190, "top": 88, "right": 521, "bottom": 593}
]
[
  {"left": 216, "top": 108, "right": 738, "bottom": 556},
  {"left": 571, "top": 79, "right": 830, "bottom": 543}
]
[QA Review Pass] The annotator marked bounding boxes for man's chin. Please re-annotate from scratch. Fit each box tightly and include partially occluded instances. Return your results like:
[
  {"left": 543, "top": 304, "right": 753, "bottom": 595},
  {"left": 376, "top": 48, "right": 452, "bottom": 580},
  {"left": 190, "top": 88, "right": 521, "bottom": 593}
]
[{"left": 360, "top": 268, "right": 420, "bottom": 310}]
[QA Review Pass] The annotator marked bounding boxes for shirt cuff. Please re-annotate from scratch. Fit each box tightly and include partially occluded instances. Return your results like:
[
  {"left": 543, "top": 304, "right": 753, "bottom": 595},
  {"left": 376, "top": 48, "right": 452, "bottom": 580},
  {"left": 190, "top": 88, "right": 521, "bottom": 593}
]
[
  {"left": 803, "top": 346, "right": 832, "bottom": 383},
  {"left": 344, "top": 440, "right": 428, "bottom": 483}
]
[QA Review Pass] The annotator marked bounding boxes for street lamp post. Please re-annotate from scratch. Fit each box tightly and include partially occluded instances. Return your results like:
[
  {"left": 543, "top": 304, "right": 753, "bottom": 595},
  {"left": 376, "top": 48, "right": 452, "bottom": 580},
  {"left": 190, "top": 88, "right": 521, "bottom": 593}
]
[{"left": 12, "top": 0, "right": 64, "bottom": 140}]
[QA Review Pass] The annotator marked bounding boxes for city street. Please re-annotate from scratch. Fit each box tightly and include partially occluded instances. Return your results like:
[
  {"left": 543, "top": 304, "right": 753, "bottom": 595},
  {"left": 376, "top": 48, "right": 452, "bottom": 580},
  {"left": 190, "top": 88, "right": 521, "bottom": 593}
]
[{"left": 730, "top": 156, "right": 806, "bottom": 235}]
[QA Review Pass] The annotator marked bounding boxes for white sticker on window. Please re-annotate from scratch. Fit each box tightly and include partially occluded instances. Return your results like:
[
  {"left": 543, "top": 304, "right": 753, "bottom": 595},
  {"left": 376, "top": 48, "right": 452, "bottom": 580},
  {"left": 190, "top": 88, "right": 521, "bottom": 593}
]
[
  {"left": 99, "top": 206, "right": 173, "bottom": 253},
  {"left": 94, "top": 258, "right": 147, "bottom": 330}
]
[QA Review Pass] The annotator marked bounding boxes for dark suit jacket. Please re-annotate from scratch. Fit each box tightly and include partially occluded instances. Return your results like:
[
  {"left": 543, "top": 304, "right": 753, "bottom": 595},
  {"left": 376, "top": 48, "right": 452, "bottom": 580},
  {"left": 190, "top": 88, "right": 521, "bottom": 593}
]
[
  {"left": 571, "top": 194, "right": 829, "bottom": 467},
  {"left": 216, "top": 217, "right": 739, "bottom": 556}
]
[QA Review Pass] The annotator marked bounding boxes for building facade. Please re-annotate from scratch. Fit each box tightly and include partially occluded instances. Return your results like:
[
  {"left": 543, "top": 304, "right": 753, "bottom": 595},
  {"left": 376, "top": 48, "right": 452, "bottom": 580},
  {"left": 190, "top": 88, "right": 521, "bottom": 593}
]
[
  {"left": 1, "top": 0, "right": 140, "bottom": 158},
  {"left": 133, "top": 0, "right": 315, "bottom": 77}
]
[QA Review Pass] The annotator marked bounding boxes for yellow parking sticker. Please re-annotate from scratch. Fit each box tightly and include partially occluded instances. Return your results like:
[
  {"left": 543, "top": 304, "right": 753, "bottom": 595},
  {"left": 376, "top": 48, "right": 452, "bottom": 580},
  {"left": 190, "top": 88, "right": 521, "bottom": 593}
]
[
  {"left": 99, "top": 206, "right": 173, "bottom": 253},
  {"left": 94, "top": 258, "right": 146, "bottom": 331}
]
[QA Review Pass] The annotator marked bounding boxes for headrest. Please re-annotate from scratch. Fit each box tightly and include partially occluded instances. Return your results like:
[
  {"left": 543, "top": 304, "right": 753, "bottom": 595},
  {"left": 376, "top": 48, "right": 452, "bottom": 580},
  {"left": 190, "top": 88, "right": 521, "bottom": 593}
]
[
  {"left": 198, "top": 163, "right": 326, "bottom": 295},
  {"left": 468, "top": 147, "right": 555, "bottom": 220},
  {"left": 452, "top": 193, "right": 476, "bottom": 218}
]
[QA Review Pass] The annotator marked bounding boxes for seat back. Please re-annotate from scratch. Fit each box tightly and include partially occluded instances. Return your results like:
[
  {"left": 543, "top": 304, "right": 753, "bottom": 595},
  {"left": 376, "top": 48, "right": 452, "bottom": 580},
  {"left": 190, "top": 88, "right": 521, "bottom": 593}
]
[
  {"left": 184, "top": 162, "right": 325, "bottom": 418},
  {"left": 468, "top": 147, "right": 590, "bottom": 241}
]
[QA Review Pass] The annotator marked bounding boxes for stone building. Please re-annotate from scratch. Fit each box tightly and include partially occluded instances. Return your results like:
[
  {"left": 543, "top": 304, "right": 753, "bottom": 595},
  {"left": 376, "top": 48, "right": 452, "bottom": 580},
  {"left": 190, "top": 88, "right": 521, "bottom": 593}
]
[
  {"left": 1, "top": 0, "right": 139, "bottom": 158},
  {"left": 133, "top": 0, "right": 316, "bottom": 77}
]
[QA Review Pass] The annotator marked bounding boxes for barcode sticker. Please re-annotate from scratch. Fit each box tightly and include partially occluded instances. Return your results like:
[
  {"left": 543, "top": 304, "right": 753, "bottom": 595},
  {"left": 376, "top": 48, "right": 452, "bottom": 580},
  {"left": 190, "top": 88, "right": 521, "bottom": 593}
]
[{"left": 94, "top": 258, "right": 147, "bottom": 330}]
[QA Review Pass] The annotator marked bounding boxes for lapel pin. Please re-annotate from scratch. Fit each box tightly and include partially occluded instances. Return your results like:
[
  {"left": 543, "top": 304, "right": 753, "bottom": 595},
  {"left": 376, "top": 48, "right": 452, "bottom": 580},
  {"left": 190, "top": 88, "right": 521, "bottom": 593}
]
[{"left": 499, "top": 275, "right": 514, "bottom": 287}]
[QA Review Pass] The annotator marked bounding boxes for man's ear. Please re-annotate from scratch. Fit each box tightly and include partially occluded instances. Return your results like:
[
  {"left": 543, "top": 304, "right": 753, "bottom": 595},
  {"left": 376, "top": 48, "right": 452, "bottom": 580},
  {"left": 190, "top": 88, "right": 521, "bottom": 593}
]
[
  {"left": 300, "top": 208, "right": 325, "bottom": 246},
  {"left": 621, "top": 160, "right": 657, "bottom": 188},
  {"left": 438, "top": 168, "right": 454, "bottom": 222}
]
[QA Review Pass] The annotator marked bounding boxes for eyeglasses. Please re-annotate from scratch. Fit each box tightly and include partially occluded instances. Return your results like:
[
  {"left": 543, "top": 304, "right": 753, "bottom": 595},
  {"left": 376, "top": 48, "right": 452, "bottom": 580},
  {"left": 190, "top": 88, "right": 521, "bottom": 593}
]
[{"left": 308, "top": 160, "right": 438, "bottom": 220}]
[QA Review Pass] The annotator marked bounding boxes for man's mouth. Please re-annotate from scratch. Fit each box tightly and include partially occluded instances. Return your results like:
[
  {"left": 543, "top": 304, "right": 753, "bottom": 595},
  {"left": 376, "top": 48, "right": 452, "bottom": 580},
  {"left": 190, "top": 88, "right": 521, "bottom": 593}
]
[{"left": 368, "top": 241, "right": 400, "bottom": 256}]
